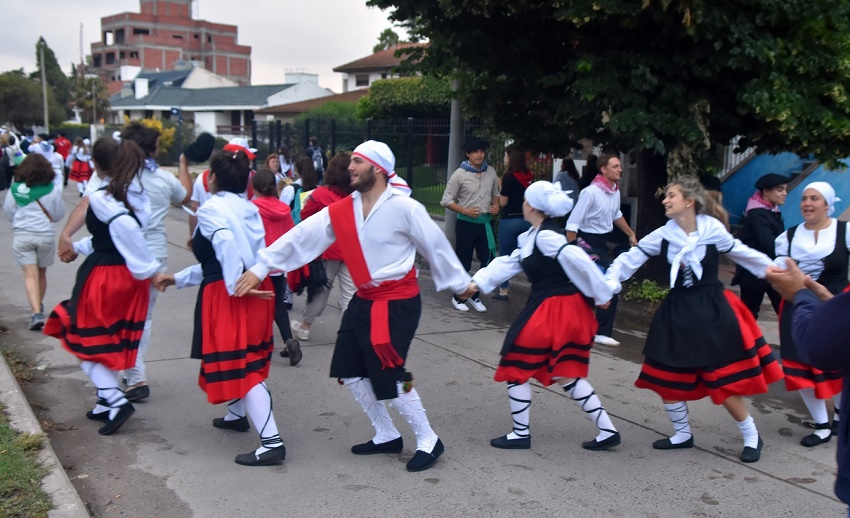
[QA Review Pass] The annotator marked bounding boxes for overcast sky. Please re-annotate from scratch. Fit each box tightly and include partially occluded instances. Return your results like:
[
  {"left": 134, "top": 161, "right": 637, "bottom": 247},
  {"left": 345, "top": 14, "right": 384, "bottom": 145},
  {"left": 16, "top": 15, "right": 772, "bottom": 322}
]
[{"left": 0, "top": 0, "right": 404, "bottom": 92}]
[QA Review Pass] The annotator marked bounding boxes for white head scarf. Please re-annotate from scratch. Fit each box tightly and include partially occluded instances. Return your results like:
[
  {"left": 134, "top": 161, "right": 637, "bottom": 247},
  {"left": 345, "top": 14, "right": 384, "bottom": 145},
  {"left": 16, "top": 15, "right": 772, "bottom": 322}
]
[
  {"left": 803, "top": 181, "right": 841, "bottom": 216},
  {"left": 352, "top": 140, "right": 411, "bottom": 196},
  {"left": 524, "top": 181, "right": 574, "bottom": 217}
]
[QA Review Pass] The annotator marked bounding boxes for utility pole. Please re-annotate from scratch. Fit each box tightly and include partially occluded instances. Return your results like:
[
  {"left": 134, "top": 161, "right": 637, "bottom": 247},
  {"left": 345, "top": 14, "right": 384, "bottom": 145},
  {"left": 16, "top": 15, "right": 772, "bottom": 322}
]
[
  {"left": 40, "top": 45, "right": 49, "bottom": 132},
  {"left": 92, "top": 80, "right": 97, "bottom": 124}
]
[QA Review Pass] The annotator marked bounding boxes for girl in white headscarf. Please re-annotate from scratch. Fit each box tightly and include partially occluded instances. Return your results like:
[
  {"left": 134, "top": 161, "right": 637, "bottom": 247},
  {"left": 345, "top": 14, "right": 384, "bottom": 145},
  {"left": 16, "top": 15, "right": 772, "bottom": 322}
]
[
  {"left": 468, "top": 181, "right": 622, "bottom": 451},
  {"left": 605, "top": 175, "right": 782, "bottom": 463},
  {"left": 774, "top": 181, "right": 848, "bottom": 447}
]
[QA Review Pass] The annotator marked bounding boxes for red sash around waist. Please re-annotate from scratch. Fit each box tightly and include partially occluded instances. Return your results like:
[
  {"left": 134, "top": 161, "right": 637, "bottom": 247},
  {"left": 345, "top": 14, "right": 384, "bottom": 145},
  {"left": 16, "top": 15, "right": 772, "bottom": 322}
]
[{"left": 329, "top": 196, "right": 419, "bottom": 368}]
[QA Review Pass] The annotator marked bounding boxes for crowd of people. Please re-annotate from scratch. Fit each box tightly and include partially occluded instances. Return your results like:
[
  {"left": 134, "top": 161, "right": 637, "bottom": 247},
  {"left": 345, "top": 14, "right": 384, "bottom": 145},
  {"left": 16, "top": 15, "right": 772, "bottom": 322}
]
[{"left": 3, "top": 125, "right": 850, "bottom": 509}]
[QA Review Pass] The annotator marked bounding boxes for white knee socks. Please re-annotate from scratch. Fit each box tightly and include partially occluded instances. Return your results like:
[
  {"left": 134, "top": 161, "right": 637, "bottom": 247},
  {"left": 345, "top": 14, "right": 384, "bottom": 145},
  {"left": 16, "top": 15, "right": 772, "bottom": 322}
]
[
  {"left": 506, "top": 382, "right": 531, "bottom": 440},
  {"left": 800, "top": 388, "right": 831, "bottom": 440},
  {"left": 736, "top": 415, "right": 759, "bottom": 448},
  {"left": 81, "top": 361, "right": 127, "bottom": 419},
  {"left": 389, "top": 382, "right": 439, "bottom": 453},
  {"left": 243, "top": 382, "right": 283, "bottom": 454},
  {"left": 223, "top": 399, "right": 246, "bottom": 421},
  {"left": 343, "top": 377, "right": 401, "bottom": 445},
  {"left": 563, "top": 378, "right": 617, "bottom": 441},
  {"left": 662, "top": 402, "right": 692, "bottom": 445}
]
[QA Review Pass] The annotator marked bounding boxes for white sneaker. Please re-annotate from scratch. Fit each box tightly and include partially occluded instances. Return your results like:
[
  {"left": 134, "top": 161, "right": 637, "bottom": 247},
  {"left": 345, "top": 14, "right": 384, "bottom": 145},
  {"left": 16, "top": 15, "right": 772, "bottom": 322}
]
[
  {"left": 467, "top": 296, "right": 487, "bottom": 312},
  {"left": 290, "top": 320, "right": 310, "bottom": 341},
  {"left": 451, "top": 296, "right": 469, "bottom": 311},
  {"left": 593, "top": 335, "right": 620, "bottom": 347}
]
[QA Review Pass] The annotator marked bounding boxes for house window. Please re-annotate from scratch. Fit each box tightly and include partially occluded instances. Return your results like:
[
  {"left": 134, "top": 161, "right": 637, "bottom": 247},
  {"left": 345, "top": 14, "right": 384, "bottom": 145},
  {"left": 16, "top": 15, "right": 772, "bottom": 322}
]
[
  {"left": 145, "top": 110, "right": 154, "bottom": 119},
  {"left": 173, "top": 34, "right": 183, "bottom": 40},
  {"left": 381, "top": 73, "right": 387, "bottom": 79},
  {"left": 115, "top": 29, "right": 125, "bottom": 44},
  {"left": 355, "top": 74, "right": 369, "bottom": 87},
  {"left": 93, "top": 55, "right": 102, "bottom": 67},
  {"left": 104, "top": 31, "right": 114, "bottom": 45},
  {"left": 194, "top": 33, "right": 199, "bottom": 39},
  {"left": 119, "top": 51, "right": 126, "bottom": 59},
  {"left": 106, "top": 53, "right": 115, "bottom": 65},
  {"left": 208, "top": 35, "right": 212, "bottom": 43},
  {"left": 133, "top": 28, "right": 150, "bottom": 36},
  {"left": 130, "top": 52, "right": 138, "bottom": 59}
]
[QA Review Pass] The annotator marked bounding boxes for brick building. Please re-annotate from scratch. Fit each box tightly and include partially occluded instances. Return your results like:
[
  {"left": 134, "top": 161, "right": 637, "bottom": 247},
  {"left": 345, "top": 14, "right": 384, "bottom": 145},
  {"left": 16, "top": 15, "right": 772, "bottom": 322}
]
[{"left": 89, "top": 0, "right": 252, "bottom": 88}]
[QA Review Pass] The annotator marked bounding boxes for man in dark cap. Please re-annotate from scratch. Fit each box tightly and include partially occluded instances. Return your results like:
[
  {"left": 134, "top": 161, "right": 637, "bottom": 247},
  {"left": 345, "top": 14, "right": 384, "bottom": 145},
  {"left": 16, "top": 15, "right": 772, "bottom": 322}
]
[
  {"left": 440, "top": 137, "right": 500, "bottom": 312},
  {"left": 731, "top": 172, "right": 789, "bottom": 318}
]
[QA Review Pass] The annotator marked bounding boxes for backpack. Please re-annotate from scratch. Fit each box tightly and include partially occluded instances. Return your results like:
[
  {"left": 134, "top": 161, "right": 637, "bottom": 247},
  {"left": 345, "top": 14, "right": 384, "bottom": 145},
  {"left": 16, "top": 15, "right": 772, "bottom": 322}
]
[
  {"left": 286, "top": 259, "right": 329, "bottom": 303},
  {"left": 289, "top": 184, "right": 303, "bottom": 224},
  {"left": 311, "top": 147, "right": 324, "bottom": 173}
]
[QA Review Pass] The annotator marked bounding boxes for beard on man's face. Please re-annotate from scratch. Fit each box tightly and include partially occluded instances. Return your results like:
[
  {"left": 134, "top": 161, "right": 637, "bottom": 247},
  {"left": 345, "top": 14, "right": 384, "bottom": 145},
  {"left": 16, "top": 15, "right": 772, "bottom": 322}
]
[{"left": 353, "top": 166, "right": 378, "bottom": 192}]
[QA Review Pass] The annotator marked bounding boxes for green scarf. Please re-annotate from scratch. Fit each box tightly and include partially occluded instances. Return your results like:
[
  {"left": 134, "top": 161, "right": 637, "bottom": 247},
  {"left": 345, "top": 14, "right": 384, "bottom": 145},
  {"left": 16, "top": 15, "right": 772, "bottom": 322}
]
[
  {"left": 457, "top": 212, "right": 497, "bottom": 262},
  {"left": 10, "top": 182, "right": 53, "bottom": 207}
]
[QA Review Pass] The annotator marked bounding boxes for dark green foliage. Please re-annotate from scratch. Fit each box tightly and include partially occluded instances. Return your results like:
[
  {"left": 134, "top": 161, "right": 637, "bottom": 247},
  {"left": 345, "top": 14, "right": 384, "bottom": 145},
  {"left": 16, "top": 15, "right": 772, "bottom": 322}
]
[{"left": 357, "top": 76, "right": 452, "bottom": 118}]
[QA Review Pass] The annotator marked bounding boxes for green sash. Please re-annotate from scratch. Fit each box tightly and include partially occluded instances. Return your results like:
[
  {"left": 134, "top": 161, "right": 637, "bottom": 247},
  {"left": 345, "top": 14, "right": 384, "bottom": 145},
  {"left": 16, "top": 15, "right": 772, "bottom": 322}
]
[{"left": 457, "top": 212, "right": 497, "bottom": 263}]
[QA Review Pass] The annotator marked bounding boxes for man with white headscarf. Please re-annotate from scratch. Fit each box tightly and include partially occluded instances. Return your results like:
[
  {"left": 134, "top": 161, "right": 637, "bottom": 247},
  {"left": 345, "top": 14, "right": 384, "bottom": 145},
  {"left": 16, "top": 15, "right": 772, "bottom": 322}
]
[
  {"left": 467, "top": 181, "right": 621, "bottom": 451},
  {"left": 236, "top": 140, "right": 475, "bottom": 472},
  {"left": 773, "top": 180, "right": 848, "bottom": 448}
]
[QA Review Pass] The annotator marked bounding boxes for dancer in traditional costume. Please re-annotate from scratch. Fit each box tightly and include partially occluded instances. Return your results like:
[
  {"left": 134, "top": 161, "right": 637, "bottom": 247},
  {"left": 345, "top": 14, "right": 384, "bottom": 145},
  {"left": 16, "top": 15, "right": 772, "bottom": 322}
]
[
  {"left": 157, "top": 150, "right": 283, "bottom": 466},
  {"left": 236, "top": 140, "right": 474, "bottom": 472},
  {"left": 605, "top": 175, "right": 782, "bottom": 463},
  {"left": 68, "top": 138, "right": 93, "bottom": 196},
  {"left": 45, "top": 139, "right": 163, "bottom": 435},
  {"left": 774, "top": 181, "right": 848, "bottom": 447},
  {"left": 469, "top": 181, "right": 620, "bottom": 451}
]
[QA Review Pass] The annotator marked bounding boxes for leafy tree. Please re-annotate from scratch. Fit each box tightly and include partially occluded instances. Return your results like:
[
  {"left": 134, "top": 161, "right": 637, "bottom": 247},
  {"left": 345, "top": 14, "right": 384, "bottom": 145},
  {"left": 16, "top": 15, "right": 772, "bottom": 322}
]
[
  {"left": 30, "top": 37, "right": 73, "bottom": 117},
  {"left": 0, "top": 70, "right": 66, "bottom": 129},
  {"left": 373, "top": 28, "right": 401, "bottom": 53},
  {"left": 73, "top": 77, "right": 111, "bottom": 124},
  {"left": 369, "top": 0, "right": 850, "bottom": 279},
  {"left": 357, "top": 76, "right": 451, "bottom": 118}
]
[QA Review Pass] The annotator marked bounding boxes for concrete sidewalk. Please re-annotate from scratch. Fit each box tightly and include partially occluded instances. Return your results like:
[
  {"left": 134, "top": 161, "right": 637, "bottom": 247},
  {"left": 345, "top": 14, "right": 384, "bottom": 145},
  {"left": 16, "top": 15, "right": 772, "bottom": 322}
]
[{"left": 0, "top": 186, "right": 843, "bottom": 517}]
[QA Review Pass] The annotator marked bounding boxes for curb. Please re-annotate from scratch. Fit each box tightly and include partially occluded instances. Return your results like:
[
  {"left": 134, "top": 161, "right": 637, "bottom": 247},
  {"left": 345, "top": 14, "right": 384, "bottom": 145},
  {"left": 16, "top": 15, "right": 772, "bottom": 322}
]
[{"left": 0, "top": 353, "right": 90, "bottom": 518}]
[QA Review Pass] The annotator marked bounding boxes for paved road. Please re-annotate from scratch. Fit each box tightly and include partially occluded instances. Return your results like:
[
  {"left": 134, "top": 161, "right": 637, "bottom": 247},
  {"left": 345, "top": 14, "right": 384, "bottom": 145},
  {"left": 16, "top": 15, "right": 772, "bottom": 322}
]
[{"left": 0, "top": 186, "right": 844, "bottom": 517}]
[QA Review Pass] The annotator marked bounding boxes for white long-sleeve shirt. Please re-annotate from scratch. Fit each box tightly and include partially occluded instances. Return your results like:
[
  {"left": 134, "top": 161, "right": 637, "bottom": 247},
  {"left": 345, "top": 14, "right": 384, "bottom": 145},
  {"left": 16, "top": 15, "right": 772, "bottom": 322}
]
[
  {"left": 472, "top": 225, "right": 614, "bottom": 305},
  {"left": 250, "top": 186, "right": 471, "bottom": 294},
  {"left": 174, "top": 191, "right": 266, "bottom": 295},
  {"left": 606, "top": 215, "right": 771, "bottom": 292},
  {"left": 565, "top": 184, "right": 623, "bottom": 234},
  {"left": 72, "top": 186, "right": 160, "bottom": 281}
]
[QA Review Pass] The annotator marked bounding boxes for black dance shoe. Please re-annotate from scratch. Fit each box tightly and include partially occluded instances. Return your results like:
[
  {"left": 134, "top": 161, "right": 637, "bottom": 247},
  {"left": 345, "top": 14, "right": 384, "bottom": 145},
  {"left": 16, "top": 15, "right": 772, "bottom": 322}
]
[
  {"left": 740, "top": 436, "right": 763, "bottom": 463},
  {"left": 212, "top": 416, "right": 250, "bottom": 432},
  {"left": 490, "top": 434, "right": 531, "bottom": 449},
  {"left": 652, "top": 436, "right": 694, "bottom": 450},
  {"left": 351, "top": 436, "right": 403, "bottom": 455},
  {"left": 582, "top": 432, "right": 621, "bottom": 451},
  {"left": 800, "top": 423, "right": 832, "bottom": 447},
  {"left": 286, "top": 338, "right": 302, "bottom": 367},
  {"left": 832, "top": 421, "right": 841, "bottom": 434},
  {"left": 86, "top": 409, "right": 109, "bottom": 422},
  {"left": 406, "top": 439, "right": 444, "bottom": 472},
  {"left": 98, "top": 403, "right": 135, "bottom": 435},
  {"left": 235, "top": 445, "right": 286, "bottom": 466},
  {"left": 125, "top": 385, "right": 150, "bottom": 402}
]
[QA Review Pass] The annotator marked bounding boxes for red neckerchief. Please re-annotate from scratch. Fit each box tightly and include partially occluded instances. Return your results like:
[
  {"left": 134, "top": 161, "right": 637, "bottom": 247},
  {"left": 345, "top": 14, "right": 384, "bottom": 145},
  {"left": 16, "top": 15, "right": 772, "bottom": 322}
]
[
  {"left": 513, "top": 170, "right": 533, "bottom": 189},
  {"left": 591, "top": 173, "right": 619, "bottom": 194},
  {"left": 328, "top": 196, "right": 419, "bottom": 369}
]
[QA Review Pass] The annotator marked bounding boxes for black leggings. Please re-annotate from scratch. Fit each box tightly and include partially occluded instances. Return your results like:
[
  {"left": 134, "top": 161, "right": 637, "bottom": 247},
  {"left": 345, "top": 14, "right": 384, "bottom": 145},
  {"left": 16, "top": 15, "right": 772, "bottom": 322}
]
[{"left": 270, "top": 274, "right": 293, "bottom": 341}]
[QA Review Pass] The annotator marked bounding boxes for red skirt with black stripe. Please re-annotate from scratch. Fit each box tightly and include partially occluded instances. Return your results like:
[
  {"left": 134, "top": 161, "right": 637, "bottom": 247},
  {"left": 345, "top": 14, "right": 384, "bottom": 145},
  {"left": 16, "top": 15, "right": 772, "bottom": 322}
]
[
  {"left": 778, "top": 299, "right": 844, "bottom": 398},
  {"left": 196, "top": 278, "right": 274, "bottom": 404},
  {"left": 495, "top": 294, "right": 597, "bottom": 386},
  {"left": 635, "top": 291, "right": 783, "bottom": 404},
  {"left": 44, "top": 264, "right": 149, "bottom": 371},
  {"left": 69, "top": 160, "right": 92, "bottom": 182}
]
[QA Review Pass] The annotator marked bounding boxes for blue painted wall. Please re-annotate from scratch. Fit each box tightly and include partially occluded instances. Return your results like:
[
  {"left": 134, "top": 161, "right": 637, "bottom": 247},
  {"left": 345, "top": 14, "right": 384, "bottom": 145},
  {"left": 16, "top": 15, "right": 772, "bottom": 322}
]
[{"left": 721, "top": 153, "right": 802, "bottom": 224}]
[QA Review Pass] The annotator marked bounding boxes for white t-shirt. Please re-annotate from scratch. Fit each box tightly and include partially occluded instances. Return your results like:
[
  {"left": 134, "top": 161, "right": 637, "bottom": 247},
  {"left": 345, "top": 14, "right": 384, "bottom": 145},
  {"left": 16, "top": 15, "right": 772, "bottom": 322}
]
[{"left": 140, "top": 166, "right": 187, "bottom": 259}]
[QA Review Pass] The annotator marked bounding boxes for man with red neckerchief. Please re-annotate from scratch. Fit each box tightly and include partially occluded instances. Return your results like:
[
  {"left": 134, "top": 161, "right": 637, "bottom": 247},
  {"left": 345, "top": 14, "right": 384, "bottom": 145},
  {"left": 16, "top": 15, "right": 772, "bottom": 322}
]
[{"left": 236, "top": 140, "right": 474, "bottom": 473}]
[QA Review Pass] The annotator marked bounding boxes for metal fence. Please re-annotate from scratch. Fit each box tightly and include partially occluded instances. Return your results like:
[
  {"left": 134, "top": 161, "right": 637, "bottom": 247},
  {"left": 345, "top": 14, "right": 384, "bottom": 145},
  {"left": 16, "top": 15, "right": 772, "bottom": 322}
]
[{"left": 242, "top": 117, "right": 516, "bottom": 216}]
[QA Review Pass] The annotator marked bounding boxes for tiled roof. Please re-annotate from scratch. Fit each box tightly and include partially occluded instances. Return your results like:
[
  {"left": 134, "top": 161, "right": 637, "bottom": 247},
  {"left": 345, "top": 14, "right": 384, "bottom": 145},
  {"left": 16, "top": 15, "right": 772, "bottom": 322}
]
[
  {"left": 333, "top": 43, "right": 425, "bottom": 73},
  {"left": 135, "top": 69, "right": 193, "bottom": 88},
  {"left": 256, "top": 89, "right": 368, "bottom": 115},
  {"left": 110, "top": 84, "right": 295, "bottom": 109}
]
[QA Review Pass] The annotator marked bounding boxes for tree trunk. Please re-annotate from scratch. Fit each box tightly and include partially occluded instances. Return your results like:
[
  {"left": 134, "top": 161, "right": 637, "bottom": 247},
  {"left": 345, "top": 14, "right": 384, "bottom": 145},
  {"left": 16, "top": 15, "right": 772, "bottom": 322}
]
[{"left": 633, "top": 149, "right": 670, "bottom": 285}]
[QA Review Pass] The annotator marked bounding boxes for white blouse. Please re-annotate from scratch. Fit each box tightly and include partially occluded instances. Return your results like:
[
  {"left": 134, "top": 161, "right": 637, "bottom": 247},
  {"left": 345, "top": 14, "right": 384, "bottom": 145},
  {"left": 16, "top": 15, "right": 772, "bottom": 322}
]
[
  {"left": 565, "top": 184, "right": 623, "bottom": 234},
  {"left": 472, "top": 225, "right": 613, "bottom": 305},
  {"left": 774, "top": 219, "right": 850, "bottom": 279}
]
